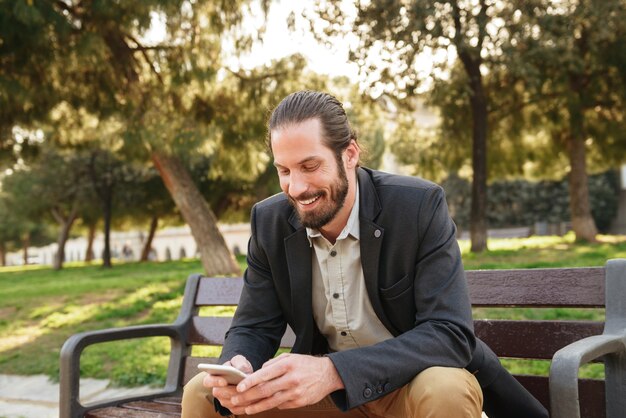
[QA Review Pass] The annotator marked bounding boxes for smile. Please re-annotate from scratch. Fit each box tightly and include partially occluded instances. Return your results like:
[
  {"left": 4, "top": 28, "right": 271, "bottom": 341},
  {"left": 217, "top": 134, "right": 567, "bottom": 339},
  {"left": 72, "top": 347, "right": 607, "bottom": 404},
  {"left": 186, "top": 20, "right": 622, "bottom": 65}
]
[{"left": 297, "top": 195, "right": 321, "bottom": 206}]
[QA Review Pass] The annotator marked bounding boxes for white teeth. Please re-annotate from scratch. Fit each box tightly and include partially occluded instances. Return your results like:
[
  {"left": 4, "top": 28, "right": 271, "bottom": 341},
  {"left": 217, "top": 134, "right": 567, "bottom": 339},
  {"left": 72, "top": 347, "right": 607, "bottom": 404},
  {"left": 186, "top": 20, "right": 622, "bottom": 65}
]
[{"left": 298, "top": 195, "right": 320, "bottom": 205}]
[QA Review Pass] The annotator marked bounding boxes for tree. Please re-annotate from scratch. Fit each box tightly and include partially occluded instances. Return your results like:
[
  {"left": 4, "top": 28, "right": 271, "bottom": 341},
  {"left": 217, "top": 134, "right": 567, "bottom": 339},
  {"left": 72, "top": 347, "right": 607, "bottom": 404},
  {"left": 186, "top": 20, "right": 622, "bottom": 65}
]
[
  {"left": 505, "top": 0, "right": 626, "bottom": 241},
  {"left": 1, "top": 147, "right": 91, "bottom": 269},
  {"left": 315, "top": 0, "right": 522, "bottom": 252},
  {"left": 120, "top": 167, "right": 176, "bottom": 262},
  {"left": 2, "top": 1, "right": 265, "bottom": 275}
]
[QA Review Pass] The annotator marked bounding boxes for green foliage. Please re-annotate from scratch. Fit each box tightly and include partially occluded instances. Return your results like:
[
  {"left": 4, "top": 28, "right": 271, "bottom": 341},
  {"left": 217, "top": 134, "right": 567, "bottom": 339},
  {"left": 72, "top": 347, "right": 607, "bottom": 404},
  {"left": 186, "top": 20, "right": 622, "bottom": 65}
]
[{"left": 443, "top": 170, "right": 620, "bottom": 232}]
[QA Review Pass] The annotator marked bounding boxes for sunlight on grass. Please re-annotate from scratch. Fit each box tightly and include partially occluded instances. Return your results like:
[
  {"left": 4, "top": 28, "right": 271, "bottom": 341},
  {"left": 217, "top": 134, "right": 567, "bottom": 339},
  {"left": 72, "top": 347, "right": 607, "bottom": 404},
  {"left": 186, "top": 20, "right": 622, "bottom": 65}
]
[
  {"left": 118, "top": 283, "right": 172, "bottom": 306},
  {"left": 0, "top": 325, "right": 44, "bottom": 353},
  {"left": 0, "top": 264, "right": 48, "bottom": 273},
  {"left": 41, "top": 304, "right": 101, "bottom": 329}
]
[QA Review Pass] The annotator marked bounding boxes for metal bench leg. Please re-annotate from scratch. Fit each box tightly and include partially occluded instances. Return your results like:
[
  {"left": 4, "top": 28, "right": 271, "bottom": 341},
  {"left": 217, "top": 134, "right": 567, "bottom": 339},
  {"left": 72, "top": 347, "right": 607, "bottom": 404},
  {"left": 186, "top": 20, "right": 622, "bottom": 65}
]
[{"left": 605, "top": 349, "right": 626, "bottom": 418}]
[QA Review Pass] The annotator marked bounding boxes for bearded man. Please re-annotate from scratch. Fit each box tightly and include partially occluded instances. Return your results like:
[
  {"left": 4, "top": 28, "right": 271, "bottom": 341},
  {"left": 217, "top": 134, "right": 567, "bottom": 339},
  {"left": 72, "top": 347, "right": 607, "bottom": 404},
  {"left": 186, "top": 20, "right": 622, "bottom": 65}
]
[{"left": 181, "top": 90, "right": 547, "bottom": 418}]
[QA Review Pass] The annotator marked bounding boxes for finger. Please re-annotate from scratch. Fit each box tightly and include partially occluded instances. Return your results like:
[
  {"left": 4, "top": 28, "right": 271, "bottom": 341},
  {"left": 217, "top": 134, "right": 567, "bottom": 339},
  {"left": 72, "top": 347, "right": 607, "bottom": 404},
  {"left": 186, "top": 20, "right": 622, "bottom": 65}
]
[
  {"left": 203, "top": 373, "right": 228, "bottom": 388},
  {"left": 243, "top": 389, "right": 297, "bottom": 415},
  {"left": 212, "top": 385, "right": 239, "bottom": 401},
  {"left": 230, "top": 355, "right": 253, "bottom": 374},
  {"left": 237, "top": 361, "right": 287, "bottom": 392},
  {"left": 262, "top": 353, "right": 291, "bottom": 368}
]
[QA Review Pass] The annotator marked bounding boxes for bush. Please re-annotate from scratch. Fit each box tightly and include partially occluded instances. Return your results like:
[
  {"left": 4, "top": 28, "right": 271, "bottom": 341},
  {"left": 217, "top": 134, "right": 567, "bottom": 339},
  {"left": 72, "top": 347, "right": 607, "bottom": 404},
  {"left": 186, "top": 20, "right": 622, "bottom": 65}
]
[{"left": 442, "top": 169, "right": 620, "bottom": 232}]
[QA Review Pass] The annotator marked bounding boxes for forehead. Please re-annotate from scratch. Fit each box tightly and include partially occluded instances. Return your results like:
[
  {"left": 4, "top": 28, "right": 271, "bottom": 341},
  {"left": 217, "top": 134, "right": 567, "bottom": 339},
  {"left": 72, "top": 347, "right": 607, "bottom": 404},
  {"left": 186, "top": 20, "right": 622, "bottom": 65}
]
[{"left": 270, "top": 119, "right": 333, "bottom": 165}]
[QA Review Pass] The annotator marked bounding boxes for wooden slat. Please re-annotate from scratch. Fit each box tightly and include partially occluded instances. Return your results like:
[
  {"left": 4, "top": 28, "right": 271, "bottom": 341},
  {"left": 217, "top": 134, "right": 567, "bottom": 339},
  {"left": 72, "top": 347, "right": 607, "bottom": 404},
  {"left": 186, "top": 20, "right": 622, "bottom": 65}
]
[
  {"left": 152, "top": 397, "right": 182, "bottom": 405},
  {"left": 475, "top": 320, "right": 604, "bottom": 359},
  {"left": 184, "top": 357, "right": 219, "bottom": 384},
  {"left": 467, "top": 267, "right": 605, "bottom": 307},
  {"left": 189, "top": 317, "right": 296, "bottom": 347},
  {"left": 188, "top": 317, "right": 232, "bottom": 345},
  {"left": 86, "top": 406, "right": 174, "bottom": 417},
  {"left": 124, "top": 400, "right": 181, "bottom": 414},
  {"left": 514, "top": 375, "right": 605, "bottom": 418},
  {"left": 195, "top": 278, "right": 243, "bottom": 305},
  {"left": 196, "top": 268, "right": 606, "bottom": 308}
]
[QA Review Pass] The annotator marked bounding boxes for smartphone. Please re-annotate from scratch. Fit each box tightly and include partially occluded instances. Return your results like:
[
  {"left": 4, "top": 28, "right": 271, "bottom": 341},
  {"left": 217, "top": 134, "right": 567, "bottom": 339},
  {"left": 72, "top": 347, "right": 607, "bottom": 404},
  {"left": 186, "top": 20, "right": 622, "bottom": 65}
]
[{"left": 197, "top": 363, "right": 248, "bottom": 385}]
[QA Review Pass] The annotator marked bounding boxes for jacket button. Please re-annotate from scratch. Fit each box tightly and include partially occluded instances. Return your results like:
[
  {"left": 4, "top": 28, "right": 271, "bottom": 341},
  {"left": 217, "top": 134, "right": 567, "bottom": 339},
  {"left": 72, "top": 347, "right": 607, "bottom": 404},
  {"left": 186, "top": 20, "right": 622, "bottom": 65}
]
[
  {"left": 376, "top": 385, "right": 383, "bottom": 394},
  {"left": 363, "top": 387, "right": 373, "bottom": 398},
  {"left": 374, "top": 229, "right": 381, "bottom": 238}
]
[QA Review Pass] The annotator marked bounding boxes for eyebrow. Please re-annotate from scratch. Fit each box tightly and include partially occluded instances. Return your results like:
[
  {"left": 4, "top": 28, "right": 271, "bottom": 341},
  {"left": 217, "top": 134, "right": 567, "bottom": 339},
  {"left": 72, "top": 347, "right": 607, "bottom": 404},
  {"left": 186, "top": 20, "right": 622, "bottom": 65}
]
[{"left": 273, "top": 156, "right": 321, "bottom": 168}]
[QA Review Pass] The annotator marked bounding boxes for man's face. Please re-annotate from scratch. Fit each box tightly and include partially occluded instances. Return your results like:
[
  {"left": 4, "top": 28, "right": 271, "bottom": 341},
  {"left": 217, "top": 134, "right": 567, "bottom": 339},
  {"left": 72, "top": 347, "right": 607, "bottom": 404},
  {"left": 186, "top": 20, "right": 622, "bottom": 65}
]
[{"left": 271, "top": 118, "right": 350, "bottom": 229}]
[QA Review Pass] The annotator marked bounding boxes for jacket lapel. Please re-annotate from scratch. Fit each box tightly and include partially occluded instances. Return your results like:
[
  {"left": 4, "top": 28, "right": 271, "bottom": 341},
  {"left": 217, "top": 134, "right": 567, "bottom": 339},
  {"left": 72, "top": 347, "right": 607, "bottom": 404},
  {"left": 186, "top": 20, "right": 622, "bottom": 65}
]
[
  {"left": 357, "top": 168, "right": 398, "bottom": 335},
  {"left": 285, "top": 210, "right": 315, "bottom": 353}
]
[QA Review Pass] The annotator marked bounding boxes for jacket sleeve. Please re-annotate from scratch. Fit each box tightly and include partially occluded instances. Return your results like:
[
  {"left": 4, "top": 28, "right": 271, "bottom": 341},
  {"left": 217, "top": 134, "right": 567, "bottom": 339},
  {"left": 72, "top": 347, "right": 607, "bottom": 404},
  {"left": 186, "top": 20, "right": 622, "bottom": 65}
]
[
  {"left": 218, "top": 204, "right": 286, "bottom": 371},
  {"left": 327, "top": 186, "right": 475, "bottom": 410}
]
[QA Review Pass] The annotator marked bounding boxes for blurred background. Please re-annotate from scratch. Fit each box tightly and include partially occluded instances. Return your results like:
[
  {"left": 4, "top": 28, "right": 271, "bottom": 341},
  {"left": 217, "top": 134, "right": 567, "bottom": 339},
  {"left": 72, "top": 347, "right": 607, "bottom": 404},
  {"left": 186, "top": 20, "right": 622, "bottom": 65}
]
[
  {"left": 1, "top": 0, "right": 625, "bottom": 273},
  {"left": 1, "top": 1, "right": 625, "bottom": 415}
]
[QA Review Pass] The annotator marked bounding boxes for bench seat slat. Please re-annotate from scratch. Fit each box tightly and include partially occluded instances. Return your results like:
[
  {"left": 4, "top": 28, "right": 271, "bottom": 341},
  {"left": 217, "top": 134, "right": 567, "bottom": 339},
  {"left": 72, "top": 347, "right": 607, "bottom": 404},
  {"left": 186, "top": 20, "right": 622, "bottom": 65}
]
[
  {"left": 467, "top": 267, "right": 605, "bottom": 307},
  {"left": 475, "top": 320, "right": 604, "bottom": 359},
  {"left": 196, "top": 278, "right": 243, "bottom": 305},
  {"left": 190, "top": 316, "right": 604, "bottom": 361},
  {"left": 124, "top": 401, "right": 181, "bottom": 414},
  {"left": 190, "top": 317, "right": 296, "bottom": 347},
  {"left": 86, "top": 406, "right": 176, "bottom": 417}
]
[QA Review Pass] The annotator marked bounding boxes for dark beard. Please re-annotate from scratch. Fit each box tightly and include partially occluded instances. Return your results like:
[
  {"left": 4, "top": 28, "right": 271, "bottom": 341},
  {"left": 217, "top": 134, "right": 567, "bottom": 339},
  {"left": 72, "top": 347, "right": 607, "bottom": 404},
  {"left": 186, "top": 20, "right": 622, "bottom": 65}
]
[{"left": 289, "top": 159, "right": 349, "bottom": 229}]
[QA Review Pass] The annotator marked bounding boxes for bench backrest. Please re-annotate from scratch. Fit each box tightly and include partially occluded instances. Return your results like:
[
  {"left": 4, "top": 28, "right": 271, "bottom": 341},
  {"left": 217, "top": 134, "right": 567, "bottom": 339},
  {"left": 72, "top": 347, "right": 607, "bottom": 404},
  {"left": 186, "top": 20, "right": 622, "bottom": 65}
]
[{"left": 180, "top": 266, "right": 607, "bottom": 417}]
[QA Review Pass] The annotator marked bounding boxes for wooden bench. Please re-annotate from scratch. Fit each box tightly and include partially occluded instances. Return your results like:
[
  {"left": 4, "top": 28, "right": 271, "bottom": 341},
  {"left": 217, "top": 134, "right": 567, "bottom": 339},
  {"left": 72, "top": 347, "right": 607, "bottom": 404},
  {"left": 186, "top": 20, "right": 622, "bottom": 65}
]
[{"left": 59, "top": 259, "right": 626, "bottom": 418}]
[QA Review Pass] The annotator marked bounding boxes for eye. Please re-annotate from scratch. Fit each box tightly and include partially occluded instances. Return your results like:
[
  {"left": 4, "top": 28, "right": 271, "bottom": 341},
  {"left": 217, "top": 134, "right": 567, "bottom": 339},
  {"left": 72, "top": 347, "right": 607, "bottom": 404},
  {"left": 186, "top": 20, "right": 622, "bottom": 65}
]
[
  {"left": 277, "top": 167, "right": 290, "bottom": 176},
  {"left": 302, "top": 163, "right": 319, "bottom": 172}
]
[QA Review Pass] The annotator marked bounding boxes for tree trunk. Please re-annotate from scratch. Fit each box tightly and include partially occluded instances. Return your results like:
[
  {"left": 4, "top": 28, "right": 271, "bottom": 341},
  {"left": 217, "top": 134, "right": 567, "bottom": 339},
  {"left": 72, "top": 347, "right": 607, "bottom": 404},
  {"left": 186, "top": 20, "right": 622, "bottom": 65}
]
[
  {"left": 0, "top": 241, "right": 6, "bottom": 266},
  {"left": 102, "top": 192, "right": 113, "bottom": 268},
  {"left": 140, "top": 215, "right": 158, "bottom": 262},
  {"left": 52, "top": 206, "right": 78, "bottom": 270},
  {"left": 152, "top": 151, "right": 240, "bottom": 275},
  {"left": 22, "top": 233, "right": 30, "bottom": 265},
  {"left": 566, "top": 96, "right": 598, "bottom": 242},
  {"left": 459, "top": 56, "right": 489, "bottom": 252},
  {"left": 85, "top": 223, "right": 96, "bottom": 262}
]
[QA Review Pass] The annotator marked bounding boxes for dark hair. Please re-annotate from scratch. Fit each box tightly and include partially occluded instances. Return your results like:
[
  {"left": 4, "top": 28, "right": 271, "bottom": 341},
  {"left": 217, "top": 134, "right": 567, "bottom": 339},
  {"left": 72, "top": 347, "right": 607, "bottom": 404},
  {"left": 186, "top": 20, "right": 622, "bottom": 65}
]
[{"left": 267, "top": 90, "right": 358, "bottom": 160}]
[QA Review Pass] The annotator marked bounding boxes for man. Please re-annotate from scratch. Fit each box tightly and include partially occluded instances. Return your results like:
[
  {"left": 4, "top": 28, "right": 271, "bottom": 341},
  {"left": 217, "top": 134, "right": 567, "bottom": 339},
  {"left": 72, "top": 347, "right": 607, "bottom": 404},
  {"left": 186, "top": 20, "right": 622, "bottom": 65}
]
[{"left": 182, "top": 91, "right": 547, "bottom": 418}]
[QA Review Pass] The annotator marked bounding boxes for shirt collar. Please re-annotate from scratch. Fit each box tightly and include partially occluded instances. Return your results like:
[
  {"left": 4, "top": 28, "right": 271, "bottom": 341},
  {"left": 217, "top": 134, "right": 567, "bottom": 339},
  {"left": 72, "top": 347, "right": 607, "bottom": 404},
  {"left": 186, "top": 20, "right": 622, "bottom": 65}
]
[{"left": 306, "top": 185, "right": 360, "bottom": 246}]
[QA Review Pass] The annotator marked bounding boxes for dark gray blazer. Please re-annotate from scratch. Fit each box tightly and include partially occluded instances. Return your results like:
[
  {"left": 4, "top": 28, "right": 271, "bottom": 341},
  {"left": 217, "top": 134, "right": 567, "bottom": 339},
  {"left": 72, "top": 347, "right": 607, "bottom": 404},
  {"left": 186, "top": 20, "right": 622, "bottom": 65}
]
[{"left": 218, "top": 168, "right": 547, "bottom": 418}]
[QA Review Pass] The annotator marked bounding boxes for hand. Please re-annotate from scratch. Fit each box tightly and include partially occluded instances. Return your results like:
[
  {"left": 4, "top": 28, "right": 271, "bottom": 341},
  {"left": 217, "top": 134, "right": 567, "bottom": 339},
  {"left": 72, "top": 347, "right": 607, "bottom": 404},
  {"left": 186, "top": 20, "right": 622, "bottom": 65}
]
[
  {"left": 230, "top": 353, "right": 345, "bottom": 414},
  {"left": 205, "top": 355, "right": 254, "bottom": 415}
]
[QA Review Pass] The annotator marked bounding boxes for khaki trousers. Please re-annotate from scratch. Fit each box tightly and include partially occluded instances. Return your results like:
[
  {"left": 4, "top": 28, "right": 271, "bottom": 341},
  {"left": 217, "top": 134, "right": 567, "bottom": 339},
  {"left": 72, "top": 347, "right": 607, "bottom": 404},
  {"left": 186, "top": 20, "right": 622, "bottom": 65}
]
[{"left": 181, "top": 366, "right": 483, "bottom": 418}]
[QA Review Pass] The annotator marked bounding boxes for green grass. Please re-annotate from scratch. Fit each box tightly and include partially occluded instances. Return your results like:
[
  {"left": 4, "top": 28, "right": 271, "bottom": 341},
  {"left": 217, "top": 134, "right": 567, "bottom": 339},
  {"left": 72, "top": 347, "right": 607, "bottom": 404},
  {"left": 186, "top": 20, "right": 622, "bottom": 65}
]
[{"left": 0, "top": 234, "right": 624, "bottom": 387}]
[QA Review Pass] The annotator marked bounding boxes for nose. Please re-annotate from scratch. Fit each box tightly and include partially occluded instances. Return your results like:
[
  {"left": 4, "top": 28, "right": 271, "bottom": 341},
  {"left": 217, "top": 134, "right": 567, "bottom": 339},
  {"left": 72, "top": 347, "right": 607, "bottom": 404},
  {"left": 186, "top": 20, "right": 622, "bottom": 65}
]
[{"left": 287, "top": 171, "right": 308, "bottom": 198}]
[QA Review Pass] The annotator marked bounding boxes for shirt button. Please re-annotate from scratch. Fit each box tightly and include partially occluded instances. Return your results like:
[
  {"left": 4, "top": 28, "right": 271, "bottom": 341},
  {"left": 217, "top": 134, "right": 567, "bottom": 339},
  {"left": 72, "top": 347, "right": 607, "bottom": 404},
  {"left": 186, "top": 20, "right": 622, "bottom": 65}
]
[
  {"left": 363, "top": 387, "right": 373, "bottom": 398},
  {"left": 330, "top": 250, "right": 337, "bottom": 257},
  {"left": 340, "top": 331, "right": 347, "bottom": 336},
  {"left": 333, "top": 293, "right": 340, "bottom": 299}
]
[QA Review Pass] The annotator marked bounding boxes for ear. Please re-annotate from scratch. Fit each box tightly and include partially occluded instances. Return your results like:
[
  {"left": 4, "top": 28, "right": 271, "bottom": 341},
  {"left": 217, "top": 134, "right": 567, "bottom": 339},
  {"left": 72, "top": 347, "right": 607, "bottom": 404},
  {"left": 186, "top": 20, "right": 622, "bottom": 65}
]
[{"left": 343, "top": 140, "right": 360, "bottom": 169}]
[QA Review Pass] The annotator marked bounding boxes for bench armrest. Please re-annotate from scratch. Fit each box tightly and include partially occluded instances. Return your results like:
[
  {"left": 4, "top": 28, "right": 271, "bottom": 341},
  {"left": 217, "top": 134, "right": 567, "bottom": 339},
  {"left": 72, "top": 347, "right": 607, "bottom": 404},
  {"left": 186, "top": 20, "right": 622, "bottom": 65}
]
[
  {"left": 59, "top": 323, "right": 186, "bottom": 418},
  {"left": 549, "top": 333, "right": 626, "bottom": 418}
]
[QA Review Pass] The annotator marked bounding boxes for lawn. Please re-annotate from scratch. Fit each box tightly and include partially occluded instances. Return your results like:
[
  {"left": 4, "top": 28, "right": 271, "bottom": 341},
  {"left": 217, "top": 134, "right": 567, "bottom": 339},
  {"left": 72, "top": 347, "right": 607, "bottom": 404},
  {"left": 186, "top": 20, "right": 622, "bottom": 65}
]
[{"left": 0, "top": 233, "right": 624, "bottom": 388}]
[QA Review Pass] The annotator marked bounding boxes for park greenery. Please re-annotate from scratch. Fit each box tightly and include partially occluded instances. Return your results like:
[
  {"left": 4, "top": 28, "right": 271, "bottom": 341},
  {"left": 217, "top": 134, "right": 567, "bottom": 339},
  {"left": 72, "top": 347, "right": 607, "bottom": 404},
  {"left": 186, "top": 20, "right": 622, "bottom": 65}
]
[
  {"left": 1, "top": 0, "right": 625, "bottom": 271},
  {"left": 1, "top": 235, "right": 624, "bottom": 386}
]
